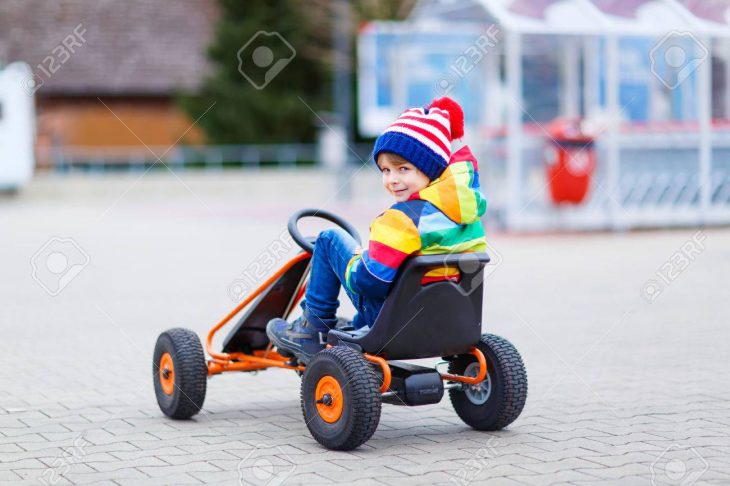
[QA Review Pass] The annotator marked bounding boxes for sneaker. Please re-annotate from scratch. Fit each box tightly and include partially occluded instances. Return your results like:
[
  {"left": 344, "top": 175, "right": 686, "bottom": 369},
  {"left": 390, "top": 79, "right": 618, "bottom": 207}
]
[
  {"left": 334, "top": 325, "right": 370, "bottom": 340},
  {"left": 349, "top": 325, "right": 371, "bottom": 339},
  {"left": 266, "top": 316, "right": 328, "bottom": 364},
  {"left": 334, "top": 316, "right": 354, "bottom": 331}
]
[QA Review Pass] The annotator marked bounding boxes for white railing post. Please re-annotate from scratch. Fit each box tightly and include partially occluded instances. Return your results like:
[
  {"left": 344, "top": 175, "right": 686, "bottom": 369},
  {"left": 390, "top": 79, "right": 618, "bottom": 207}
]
[
  {"left": 698, "top": 36, "right": 712, "bottom": 221},
  {"left": 606, "top": 34, "right": 621, "bottom": 230},
  {"left": 505, "top": 31, "right": 523, "bottom": 229}
]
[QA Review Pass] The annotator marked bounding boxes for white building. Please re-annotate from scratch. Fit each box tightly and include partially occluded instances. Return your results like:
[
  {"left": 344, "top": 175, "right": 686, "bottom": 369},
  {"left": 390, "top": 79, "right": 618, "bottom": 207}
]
[{"left": 0, "top": 62, "right": 35, "bottom": 190}]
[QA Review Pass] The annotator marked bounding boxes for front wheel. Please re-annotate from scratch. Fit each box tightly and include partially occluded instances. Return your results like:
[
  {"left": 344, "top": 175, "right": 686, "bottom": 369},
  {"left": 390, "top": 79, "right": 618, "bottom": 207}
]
[
  {"left": 301, "top": 346, "right": 381, "bottom": 450},
  {"left": 153, "top": 328, "right": 207, "bottom": 419},
  {"left": 449, "top": 333, "right": 527, "bottom": 430}
]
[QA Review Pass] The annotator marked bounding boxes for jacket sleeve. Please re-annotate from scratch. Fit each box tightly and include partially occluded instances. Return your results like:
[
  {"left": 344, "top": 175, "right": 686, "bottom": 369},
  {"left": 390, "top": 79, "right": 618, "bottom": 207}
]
[{"left": 344, "top": 208, "right": 422, "bottom": 299}]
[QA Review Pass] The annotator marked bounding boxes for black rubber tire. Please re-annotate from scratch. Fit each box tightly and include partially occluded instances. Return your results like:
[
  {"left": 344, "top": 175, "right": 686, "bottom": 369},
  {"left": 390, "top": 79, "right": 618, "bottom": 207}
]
[
  {"left": 449, "top": 333, "right": 527, "bottom": 430},
  {"left": 301, "top": 346, "right": 381, "bottom": 450},
  {"left": 153, "top": 328, "right": 207, "bottom": 419}
]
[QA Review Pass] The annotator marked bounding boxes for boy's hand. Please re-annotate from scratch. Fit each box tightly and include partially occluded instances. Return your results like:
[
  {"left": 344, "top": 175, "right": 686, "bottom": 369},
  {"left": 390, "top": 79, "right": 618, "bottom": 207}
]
[{"left": 354, "top": 245, "right": 363, "bottom": 255}]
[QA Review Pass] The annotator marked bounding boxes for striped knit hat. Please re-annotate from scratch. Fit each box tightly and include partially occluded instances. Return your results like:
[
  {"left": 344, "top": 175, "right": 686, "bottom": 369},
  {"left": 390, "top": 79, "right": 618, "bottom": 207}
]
[{"left": 373, "top": 97, "right": 465, "bottom": 181}]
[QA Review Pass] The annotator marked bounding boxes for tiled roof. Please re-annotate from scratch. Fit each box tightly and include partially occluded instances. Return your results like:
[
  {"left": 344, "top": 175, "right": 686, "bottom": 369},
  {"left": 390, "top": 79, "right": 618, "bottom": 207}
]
[{"left": 0, "top": 0, "right": 219, "bottom": 95}]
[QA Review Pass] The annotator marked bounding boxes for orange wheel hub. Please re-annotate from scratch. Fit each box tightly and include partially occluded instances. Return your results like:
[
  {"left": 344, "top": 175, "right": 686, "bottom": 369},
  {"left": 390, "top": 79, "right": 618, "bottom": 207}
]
[
  {"left": 315, "top": 375, "right": 343, "bottom": 423},
  {"left": 159, "top": 352, "right": 175, "bottom": 395}
]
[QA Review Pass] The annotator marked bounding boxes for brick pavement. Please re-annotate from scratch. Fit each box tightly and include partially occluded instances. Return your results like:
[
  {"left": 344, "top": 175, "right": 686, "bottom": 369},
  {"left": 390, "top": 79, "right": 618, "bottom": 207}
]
[{"left": 1, "top": 172, "right": 729, "bottom": 485}]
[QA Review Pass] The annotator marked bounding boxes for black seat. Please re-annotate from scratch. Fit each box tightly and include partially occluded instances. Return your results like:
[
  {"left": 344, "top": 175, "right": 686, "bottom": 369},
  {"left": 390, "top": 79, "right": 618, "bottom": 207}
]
[{"left": 327, "top": 253, "right": 490, "bottom": 360}]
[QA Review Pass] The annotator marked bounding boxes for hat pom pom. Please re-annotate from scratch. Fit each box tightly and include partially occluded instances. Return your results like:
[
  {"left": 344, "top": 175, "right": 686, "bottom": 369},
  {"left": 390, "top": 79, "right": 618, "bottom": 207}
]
[{"left": 429, "top": 97, "right": 464, "bottom": 140}]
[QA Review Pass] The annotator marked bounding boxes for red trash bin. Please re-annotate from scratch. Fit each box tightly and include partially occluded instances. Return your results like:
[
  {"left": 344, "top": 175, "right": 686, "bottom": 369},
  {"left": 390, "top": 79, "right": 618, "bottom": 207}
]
[{"left": 543, "top": 118, "right": 596, "bottom": 205}]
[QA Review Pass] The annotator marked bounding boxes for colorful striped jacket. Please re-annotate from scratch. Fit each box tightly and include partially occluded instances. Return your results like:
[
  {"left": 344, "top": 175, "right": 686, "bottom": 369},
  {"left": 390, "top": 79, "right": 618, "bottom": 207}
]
[{"left": 344, "top": 145, "right": 487, "bottom": 299}]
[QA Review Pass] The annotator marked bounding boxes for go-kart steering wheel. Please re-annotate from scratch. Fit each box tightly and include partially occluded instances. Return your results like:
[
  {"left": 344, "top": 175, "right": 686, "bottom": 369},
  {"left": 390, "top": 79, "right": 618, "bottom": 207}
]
[{"left": 288, "top": 208, "right": 362, "bottom": 254}]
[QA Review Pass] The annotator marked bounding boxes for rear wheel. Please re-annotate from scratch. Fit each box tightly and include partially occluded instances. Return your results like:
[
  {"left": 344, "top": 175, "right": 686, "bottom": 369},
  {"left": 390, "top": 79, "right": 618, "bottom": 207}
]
[
  {"left": 449, "top": 333, "right": 527, "bottom": 430},
  {"left": 153, "top": 328, "right": 207, "bottom": 419},
  {"left": 301, "top": 346, "right": 381, "bottom": 450}
]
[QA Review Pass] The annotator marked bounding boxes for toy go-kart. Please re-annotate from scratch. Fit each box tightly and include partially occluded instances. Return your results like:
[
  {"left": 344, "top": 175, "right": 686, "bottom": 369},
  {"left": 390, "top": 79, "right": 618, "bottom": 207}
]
[{"left": 153, "top": 208, "right": 528, "bottom": 450}]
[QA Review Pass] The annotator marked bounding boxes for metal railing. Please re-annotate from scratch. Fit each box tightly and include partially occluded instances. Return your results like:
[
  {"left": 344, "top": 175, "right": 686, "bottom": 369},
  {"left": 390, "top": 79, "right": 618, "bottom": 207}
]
[
  {"left": 474, "top": 129, "right": 730, "bottom": 230},
  {"left": 36, "top": 143, "right": 375, "bottom": 172}
]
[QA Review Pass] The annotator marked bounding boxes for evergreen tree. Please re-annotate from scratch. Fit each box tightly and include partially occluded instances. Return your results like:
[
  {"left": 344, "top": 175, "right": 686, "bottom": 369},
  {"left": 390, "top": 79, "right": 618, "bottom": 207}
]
[
  {"left": 181, "top": 0, "right": 416, "bottom": 144},
  {"left": 180, "top": 0, "right": 328, "bottom": 144}
]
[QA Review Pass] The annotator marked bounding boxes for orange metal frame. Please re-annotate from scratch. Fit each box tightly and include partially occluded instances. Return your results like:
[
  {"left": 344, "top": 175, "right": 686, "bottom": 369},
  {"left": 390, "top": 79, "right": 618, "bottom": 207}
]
[
  {"left": 440, "top": 347, "right": 488, "bottom": 385},
  {"left": 203, "top": 252, "right": 488, "bottom": 391},
  {"left": 206, "top": 253, "right": 309, "bottom": 375}
]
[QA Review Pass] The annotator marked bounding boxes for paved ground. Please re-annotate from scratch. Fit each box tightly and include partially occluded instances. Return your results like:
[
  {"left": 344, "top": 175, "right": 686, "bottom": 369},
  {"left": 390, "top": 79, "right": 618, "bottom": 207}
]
[{"left": 1, "top": 170, "right": 729, "bottom": 485}]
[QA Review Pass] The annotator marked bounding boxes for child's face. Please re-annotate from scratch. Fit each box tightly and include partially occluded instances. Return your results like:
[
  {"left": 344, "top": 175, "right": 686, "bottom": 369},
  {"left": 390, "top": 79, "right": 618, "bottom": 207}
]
[{"left": 377, "top": 152, "right": 431, "bottom": 202}]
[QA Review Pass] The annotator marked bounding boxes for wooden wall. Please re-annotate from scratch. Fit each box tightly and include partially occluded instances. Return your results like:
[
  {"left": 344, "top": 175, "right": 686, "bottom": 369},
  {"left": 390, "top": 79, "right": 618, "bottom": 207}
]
[{"left": 36, "top": 96, "right": 205, "bottom": 149}]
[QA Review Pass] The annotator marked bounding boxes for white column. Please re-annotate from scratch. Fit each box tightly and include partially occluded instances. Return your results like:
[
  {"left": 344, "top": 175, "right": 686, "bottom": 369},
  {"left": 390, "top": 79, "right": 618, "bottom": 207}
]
[
  {"left": 392, "top": 43, "right": 407, "bottom": 111},
  {"left": 561, "top": 36, "right": 579, "bottom": 117},
  {"left": 484, "top": 48, "right": 500, "bottom": 129},
  {"left": 698, "top": 36, "right": 712, "bottom": 219},
  {"left": 505, "top": 31, "right": 523, "bottom": 228},
  {"left": 606, "top": 35, "right": 621, "bottom": 229},
  {"left": 583, "top": 36, "right": 599, "bottom": 118},
  {"left": 725, "top": 39, "right": 730, "bottom": 119}
]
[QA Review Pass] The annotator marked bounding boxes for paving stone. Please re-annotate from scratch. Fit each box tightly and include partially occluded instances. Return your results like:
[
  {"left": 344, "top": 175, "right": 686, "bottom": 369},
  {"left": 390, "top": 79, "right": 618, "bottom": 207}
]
[
  {"left": 0, "top": 471, "right": 22, "bottom": 482},
  {"left": 109, "top": 445, "right": 188, "bottom": 460},
  {"left": 461, "top": 463, "right": 539, "bottom": 480},
  {"left": 317, "top": 466, "right": 408, "bottom": 482},
  {"left": 574, "top": 463, "right": 653, "bottom": 479},
  {"left": 86, "top": 456, "right": 169, "bottom": 472},
  {"left": 63, "top": 468, "right": 149, "bottom": 484},
  {"left": 137, "top": 461, "right": 223, "bottom": 477},
  {"left": 0, "top": 458, "right": 48, "bottom": 471},
  {"left": 153, "top": 449, "right": 238, "bottom": 465},
  {"left": 381, "top": 470, "right": 469, "bottom": 485},
  {"left": 514, "top": 457, "right": 606, "bottom": 475},
  {"left": 343, "top": 479, "right": 390, "bottom": 486},
  {"left": 508, "top": 470, "right": 609, "bottom": 485},
  {"left": 277, "top": 472, "right": 334, "bottom": 484},
  {"left": 0, "top": 433, "right": 48, "bottom": 445},
  {"left": 115, "top": 473, "right": 204, "bottom": 485},
  {"left": 330, "top": 454, "right": 419, "bottom": 470}
]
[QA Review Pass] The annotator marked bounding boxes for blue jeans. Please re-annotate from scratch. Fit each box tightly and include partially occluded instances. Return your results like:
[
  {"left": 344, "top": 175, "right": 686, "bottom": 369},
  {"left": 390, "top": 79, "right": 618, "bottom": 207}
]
[{"left": 301, "top": 228, "right": 385, "bottom": 332}]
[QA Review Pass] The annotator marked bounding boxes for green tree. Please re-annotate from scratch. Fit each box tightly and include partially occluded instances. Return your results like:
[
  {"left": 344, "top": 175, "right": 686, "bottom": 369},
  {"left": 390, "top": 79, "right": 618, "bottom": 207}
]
[
  {"left": 181, "top": 0, "right": 416, "bottom": 144},
  {"left": 180, "top": 0, "right": 328, "bottom": 144}
]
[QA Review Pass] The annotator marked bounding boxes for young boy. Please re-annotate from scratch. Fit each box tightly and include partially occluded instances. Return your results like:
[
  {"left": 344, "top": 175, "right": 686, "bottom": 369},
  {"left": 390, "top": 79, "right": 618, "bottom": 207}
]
[{"left": 267, "top": 97, "right": 487, "bottom": 363}]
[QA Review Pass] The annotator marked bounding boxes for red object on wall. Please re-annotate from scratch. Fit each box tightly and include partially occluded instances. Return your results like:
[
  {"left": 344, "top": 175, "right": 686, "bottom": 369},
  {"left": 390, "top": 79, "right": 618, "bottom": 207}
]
[{"left": 543, "top": 118, "right": 596, "bottom": 204}]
